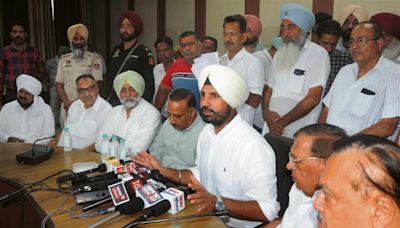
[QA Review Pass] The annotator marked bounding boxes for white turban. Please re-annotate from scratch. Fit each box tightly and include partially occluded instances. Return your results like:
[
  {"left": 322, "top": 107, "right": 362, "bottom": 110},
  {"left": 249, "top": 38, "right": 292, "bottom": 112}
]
[
  {"left": 198, "top": 65, "right": 249, "bottom": 109},
  {"left": 339, "top": 5, "right": 369, "bottom": 26},
  {"left": 16, "top": 74, "right": 42, "bottom": 96},
  {"left": 280, "top": 4, "right": 315, "bottom": 32},
  {"left": 113, "top": 70, "right": 145, "bottom": 99}
]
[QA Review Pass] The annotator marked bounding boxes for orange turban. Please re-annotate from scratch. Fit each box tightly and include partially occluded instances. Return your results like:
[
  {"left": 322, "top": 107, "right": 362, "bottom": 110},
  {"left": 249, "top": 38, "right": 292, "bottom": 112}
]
[
  {"left": 67, "top": 23, "right": 89, "bottom": 42},
  {"left": 245, "top": 14, "right": 263, "bottom": 38}
]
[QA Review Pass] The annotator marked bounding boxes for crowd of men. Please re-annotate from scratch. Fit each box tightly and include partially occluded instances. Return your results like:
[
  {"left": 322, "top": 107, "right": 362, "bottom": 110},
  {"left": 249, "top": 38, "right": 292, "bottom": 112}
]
[{"left": 0, "top": 3, "right": 399, "bottom": 227}]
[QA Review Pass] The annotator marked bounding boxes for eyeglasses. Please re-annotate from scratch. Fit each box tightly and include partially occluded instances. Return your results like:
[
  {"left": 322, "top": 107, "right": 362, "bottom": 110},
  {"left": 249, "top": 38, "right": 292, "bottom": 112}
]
[
  {"left": 349, "top": 37, "right": 379, "bottom": 46},
  {"left": 77, "top": 84, "right": 97, "bottom": 94},
  {"left": 288, "top": 152, "right": 322, "bottom": 164}
]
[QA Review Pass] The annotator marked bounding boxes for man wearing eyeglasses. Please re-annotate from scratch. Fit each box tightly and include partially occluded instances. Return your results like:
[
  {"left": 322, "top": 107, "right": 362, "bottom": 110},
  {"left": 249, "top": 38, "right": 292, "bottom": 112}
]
[
  {"left": 265, "top": 123, "right": 346, "bottom": 228},
  {"left": 320, "top": 22, "right": 400, "bottom": 141},
  {"left": 58, "top": 74, "right": 112, "bottom": 149}
]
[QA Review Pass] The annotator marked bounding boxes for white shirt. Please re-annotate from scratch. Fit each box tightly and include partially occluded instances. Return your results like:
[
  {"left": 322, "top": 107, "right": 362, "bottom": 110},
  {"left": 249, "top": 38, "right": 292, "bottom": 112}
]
[
  {"left": 253, "top": 49, "right": 273, "bottom": 129},
  {"left": 324, "top": 56, "right": 400, "bottom": 140},
  {"left": 0, "top": 97, "right": 55, "bottom": 144},
  {"left": 153, "top": 63, "right": 168, "bottom": 117},
  {"left": 58, "top": 96, "right": 112, "bottom": 149},
  {"left": 278, "top": 185, "right": 317, "bottom": 228},
  {"left": 190, "top": 115, "right": 280, "bottom": 227},
  {"left": 220, "top": 48, "right": 264, "bottom": 125},
  {"left": 264, "top": 40, "right": 330, "bottom": 137},
  {"left": 95, "top": 99, "right": 161, "bottom": 157}
]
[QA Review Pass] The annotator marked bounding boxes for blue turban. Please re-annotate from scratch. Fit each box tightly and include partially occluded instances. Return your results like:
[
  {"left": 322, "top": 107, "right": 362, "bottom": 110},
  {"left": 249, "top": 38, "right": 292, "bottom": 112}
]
[{"left": 280, "top": 4, "right": 315, "bottom": 32}]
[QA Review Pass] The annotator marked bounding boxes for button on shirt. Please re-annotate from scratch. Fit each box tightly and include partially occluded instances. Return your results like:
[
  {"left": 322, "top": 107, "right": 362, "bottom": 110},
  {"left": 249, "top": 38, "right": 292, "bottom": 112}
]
[
  {"left": 278, "top": 185, "right": 317, "bottom": 228},
  {"left": 149, "top": 114, "right": 205, "bottom": 169},
  {"left": 220, "top": 48, "right": 264, "bottom": 125},
  {"left": 55, "top": 52, "right": 103, "bottom": 101},
  {"left": 264, "top": 40, "right": 330, "bottom": 138},
  {"left": 190, "top": 115, "right": 280, "bottom": 227},
  {"left": 58, "top": 96, "right": 112, "bottom": 149},
  {"left": 324, "top": 56, "right": 400, "bottom": 140},
  {"left": 0, "top": 97, "right": 55, "bottom": 144},
  {"left": 95, "top": 99, "right": 161, "bottom": 157}
]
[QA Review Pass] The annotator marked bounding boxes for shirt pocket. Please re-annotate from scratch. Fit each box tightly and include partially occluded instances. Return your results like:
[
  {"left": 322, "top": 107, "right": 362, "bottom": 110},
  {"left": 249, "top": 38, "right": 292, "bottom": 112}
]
[
  {"left": 349, "top": 92, "right": 375, "bottom": 118},
  {"left": 287, "top": 73, "right": 306, "bottom": 95}
]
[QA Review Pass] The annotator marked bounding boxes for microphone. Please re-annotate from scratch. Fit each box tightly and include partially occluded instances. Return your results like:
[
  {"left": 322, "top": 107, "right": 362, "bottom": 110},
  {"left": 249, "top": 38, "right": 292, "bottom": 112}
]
[
  {"left": 16, "top": 135, "right": 56, "bottom": 165},
  {"left": 123, "top": 200, "right": 171, "bottom": 228},
  {"left": 57, "top": 163, "right": 107, "bottom": 183}
]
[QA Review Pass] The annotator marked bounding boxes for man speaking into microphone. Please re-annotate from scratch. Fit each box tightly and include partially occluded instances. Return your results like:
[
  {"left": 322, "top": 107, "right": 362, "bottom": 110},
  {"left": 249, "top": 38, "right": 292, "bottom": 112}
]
[
  {"left": 134, "top": 65, "right": 279, "bottom": 227},
  {"left": 0, "top": 74, "right": 55, "bottom": 144}
]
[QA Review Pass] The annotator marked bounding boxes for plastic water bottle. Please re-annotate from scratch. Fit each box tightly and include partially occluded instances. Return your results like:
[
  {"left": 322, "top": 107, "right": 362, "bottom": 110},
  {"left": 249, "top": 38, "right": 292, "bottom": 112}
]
[
  {"left": 63, "top": 127, "right": 72, "bottom": 152},
  {"left": 109, "top": 135, "right": 119, "bottom": 158},
  {"left": 100, "top": 134, "right": 110, "bottom": 163},
  {"left": 119, "top": 139, "right": 127, "bottom": 161}
]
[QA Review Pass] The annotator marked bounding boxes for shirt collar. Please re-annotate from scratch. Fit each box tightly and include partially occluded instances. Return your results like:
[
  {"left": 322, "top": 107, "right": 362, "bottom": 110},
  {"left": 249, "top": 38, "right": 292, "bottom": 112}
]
[
  {"left": 78, "top": 95, "right": 101, "bottom": 111},
  {"left": 181, "top": 114, "right": 201, "bottom": 132},
  {"left": 353, "top": 55, "right": 385, "bottom": 78},
  {"left": 252, "top": 42, "right": 264, "bottom": 53},
  {"left": 211, "top": 114, "right": 241, "bottom": 136}
]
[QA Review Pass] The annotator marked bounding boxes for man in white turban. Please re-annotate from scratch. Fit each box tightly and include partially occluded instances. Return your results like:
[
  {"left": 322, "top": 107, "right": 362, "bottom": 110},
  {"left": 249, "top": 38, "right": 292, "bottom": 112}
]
[
  {"left": 262, "top": 3, "right": 330, "bottom": 138},
  {"left": 134, "top": 65, "right": 280, "bottom": 227},
  {"left": 95, "top": 70, "right": 160, "bottom": 158},
  {"left": 0, "top": 74, "right": 55, "bottom": 144},
  {"left": 55, "top": 23, "right": 104, "bottom": 128}
]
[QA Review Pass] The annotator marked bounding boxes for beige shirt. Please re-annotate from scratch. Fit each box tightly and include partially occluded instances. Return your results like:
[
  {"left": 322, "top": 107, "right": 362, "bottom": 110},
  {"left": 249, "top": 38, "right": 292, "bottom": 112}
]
[{"left": 55, "top": 51, "right": 103, "bottom": 101}]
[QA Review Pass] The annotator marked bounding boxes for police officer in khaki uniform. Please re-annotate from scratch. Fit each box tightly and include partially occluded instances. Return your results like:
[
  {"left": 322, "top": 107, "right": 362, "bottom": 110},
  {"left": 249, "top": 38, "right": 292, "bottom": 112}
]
[{"left": 55, "top": 23, "right": 103, "bottom": 128}]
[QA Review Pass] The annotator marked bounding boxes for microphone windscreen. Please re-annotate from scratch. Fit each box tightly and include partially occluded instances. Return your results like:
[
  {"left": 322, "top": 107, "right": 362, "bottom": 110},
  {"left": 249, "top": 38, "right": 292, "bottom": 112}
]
[
  {"left": 151, "top": 200, "right": 171, "bottom": 216},
  {"left": 120, "top": 198, "right": 145, "bottom": 215},
  {"left": 97, "top": 163, "right": 107, "bottom": 173}
]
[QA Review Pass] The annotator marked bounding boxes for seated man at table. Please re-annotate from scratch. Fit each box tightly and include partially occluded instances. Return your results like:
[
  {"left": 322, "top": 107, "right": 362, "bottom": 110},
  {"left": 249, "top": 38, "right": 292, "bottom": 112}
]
[
  {"left": 149, "top": 88, "right": 205, "bottom": 169},
  {"left": 58, "top": 74, "right": 112, "bottom": 149},
  {"left": 95, "top": 70, "right": 161, "bottom": 157},
  {"left": 135, "top": 65, "right": 280, "bottom": 227},
  {"left": 265, "top": 123, "right": 346, "bottom": 228},
  {"left": 0, "top": 74, "right": 54, "bottom": 144}
]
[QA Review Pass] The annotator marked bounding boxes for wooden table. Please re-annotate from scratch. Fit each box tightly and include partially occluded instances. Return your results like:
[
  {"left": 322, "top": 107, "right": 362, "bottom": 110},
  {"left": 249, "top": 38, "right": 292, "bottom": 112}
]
[{"left": 0, "top": 143, "right": 226, "bottom": 228}]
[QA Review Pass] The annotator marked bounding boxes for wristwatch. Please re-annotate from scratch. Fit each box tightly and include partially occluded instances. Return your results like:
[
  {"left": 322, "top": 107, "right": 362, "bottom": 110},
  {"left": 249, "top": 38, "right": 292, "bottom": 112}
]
[{"left": 215, "top": 194, "right": 226, "bottom": 211}]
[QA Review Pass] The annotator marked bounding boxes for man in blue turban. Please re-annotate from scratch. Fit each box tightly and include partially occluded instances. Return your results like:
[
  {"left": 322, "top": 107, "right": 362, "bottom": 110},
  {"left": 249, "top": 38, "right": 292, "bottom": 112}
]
[{"left": 262, "top": 3, "right": 330, "bottom": 138}]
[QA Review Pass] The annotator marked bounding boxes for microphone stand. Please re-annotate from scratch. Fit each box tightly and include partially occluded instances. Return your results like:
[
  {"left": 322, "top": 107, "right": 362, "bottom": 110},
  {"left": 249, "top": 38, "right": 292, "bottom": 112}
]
[{"left": 124, "top": 210, "right": 229, "bottom": 228}]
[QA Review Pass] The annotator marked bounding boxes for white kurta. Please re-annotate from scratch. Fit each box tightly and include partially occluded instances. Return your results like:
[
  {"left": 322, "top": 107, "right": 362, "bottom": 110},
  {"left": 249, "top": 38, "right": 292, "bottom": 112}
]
[
  {"left": 153, "top": 63, "right": 168, "bottom": 117},
  {"left": 324, "top": 56, "right": 400, "bottom": 140},
  {"left": 0, "top": 97, "right": 55, "bottom": 144},
  {"left": 264, "top": 40, "right": 330, "bottom": 138},
  {"left": 58, "top": 96, "right": 112, "bottom": 149},
  {"left": 95, "top": 99, "right": 161, "bottom": 156},
  {"left": 278, "top": 184, "right": 318, "bottom": 228},
  {"left": 190, "top": 115, "right": 280, "bottom": 227},
  {"left": 220, "top": 48, "right": 264, "bottom": 125}
]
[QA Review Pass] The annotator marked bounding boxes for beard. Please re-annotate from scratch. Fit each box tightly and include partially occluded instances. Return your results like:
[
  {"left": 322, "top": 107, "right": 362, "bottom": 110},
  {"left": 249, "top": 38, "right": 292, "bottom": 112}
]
[
  {"left": 243, "top": 37, "right": 257, "bottom": 46},
  {"left": 70, "top": 42, "right": 87, "bottom": 59},
  {"left": 200, "top": 105, "right": 232, "bottom": 127},
  {"left": 12, "top": 36, "right": 25, "bottom": 45},
  {"left": 121, "top": 96, "right": 141, "bottom": 109},
  {"left": 382, "top": 38, "right": 400, "bottom": 61},
  {"left": 274, "top": 31, "right": 307, "bottom": 72},
  {"left": 120, "top": 32, "right": 136, "bottom": 42},
  {"left": 17, "top": 96, "right": 33, "bottom": 110},
  {"left": 341, "top": 28, "right": 352, "bottom": 41}
]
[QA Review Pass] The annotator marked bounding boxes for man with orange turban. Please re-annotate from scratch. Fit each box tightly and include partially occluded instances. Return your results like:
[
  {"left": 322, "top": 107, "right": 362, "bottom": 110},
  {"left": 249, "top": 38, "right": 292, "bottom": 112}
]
[
  {"left": 106, "top": 11, "right": 155, "bottom": 107},
  {"left": 55, "top": 23, "right": 104, "bottom": 128}
]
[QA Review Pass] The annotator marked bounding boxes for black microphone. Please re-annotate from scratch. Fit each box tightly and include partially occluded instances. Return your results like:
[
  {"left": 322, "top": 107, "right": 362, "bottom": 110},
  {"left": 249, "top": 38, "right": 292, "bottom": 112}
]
[
  {"left": 57, "top": 163, "right": 107, "bottom": 183},
  {"left": 123, "top": 200, "right": 171, "bottom": 228},
  {"left": 16, "top": 135, "right": 56, "bottom": 165},
  {"left": 87, "top": 197, "right": 145, "bottom": 228}
]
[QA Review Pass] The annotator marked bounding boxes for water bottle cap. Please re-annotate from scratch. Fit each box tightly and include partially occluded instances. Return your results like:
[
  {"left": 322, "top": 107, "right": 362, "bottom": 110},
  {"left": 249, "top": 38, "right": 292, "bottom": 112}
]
[
  {"left": 102, "top": 134, "right": 108, "bottom": 138},
  {"left": 120, "top": 138, "right": 126, "bottom": 144},
  {"left": 64, "top": 127, "right": 69, "bottom": 131},
  {"left": 112, "top": 135, "right": 118, "bottom": 140}
]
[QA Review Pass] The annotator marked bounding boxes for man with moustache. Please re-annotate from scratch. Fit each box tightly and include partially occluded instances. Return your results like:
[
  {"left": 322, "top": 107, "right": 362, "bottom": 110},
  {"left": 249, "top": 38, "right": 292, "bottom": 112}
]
[
  {"left": 265, "top": 123, "right": 346, "bottom": 228},
  {"left": 154, "top": 31, "right": 203, "bottom": 112},
  {"left": 0, "top": 74, "right": 54, "bottom": 144},
  {"left": 0, "top": 23, "right": 48, "bottom": 106},
  {"left": 201, "top": 36, "right": 218, "bottom": 53},
  {"left": 320, "top": 22, "right": 400, "bottom": 141},
  {"left": 220, "top": 14, "right": 264, "bottom": 126},
  {"left": 134, "top": 65, "right": 279, "bottom": 227},
  {"left": 55, "top": 23, "right": 103, "bottom": 128},
  {"left": 371, "top": 12, "right": 400, "bottom": 64},
  {"left": 314, "top": 135, "right": 400, "bottom": 228},
  {"left": 57, "top": 74, "right": 112, "bottom": 150},
  {"left": 262, "top": 4, "right": 330, "bottom": 138},
  {"left": 95, "top": 70, "right": 160, "bottom": 158},
  {"left": 148, "top": 88, "right": 205, "bottom": 169},
  {"left": 107, "top": 11, "right": 155, "bottom": 106},
  {"left": 336, "top": 5, "right": 369, "bottom": 51}
]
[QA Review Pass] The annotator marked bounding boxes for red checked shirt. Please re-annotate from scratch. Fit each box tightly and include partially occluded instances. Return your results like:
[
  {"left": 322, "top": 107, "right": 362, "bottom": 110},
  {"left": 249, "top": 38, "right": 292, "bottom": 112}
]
[{"left": 0, "top": 43, "right": 48, "bottom": 94}]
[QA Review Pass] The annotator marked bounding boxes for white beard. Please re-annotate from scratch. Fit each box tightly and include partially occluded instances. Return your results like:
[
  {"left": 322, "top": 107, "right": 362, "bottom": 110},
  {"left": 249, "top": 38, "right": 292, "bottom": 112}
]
[
  {"left": 274, "top": 31, "right": 308, "bottom": 73},
  {"left": 382, "top": 38, "right": 400, "bottom": 61}
]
